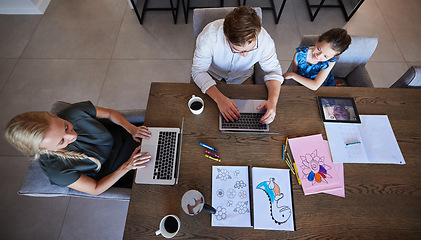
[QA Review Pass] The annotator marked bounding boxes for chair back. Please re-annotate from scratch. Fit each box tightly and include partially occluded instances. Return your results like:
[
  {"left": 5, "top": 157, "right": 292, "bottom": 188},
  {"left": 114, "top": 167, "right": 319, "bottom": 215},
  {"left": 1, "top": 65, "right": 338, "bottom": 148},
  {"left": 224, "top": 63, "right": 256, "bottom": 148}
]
[
  {"left": 390, "top": 66, "right": 421, "bottom": 88},
  {"left": 193, "top": 7, "right": 262, "bottom": 38},
  {"left": 296, "top": 35, "right": 378, "bottom": 78}
]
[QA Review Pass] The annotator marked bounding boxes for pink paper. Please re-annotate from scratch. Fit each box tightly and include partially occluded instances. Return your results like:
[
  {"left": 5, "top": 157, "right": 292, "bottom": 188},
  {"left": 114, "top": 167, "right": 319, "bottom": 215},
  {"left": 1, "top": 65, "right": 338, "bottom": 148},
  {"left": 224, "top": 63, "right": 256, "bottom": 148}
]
[
  {"left": 321, "top": 163, "right": 345, "bottom": 198},
  {"left": 288, "top": 134, "right": 342, "bottom": 195}
]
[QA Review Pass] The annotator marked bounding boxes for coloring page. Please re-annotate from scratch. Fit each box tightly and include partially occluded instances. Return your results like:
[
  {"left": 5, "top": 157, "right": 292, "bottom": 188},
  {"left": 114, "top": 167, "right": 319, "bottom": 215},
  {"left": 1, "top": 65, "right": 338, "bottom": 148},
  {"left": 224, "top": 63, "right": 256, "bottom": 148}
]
[
  {"left": 211, "top": 166, "right": 252, "bottom": 227},
  {"left": 252, "top": 167, "right": 295, "bottom": 231},
  {"left": 288, "top": 134, "right": 342, "bottom": 195}
]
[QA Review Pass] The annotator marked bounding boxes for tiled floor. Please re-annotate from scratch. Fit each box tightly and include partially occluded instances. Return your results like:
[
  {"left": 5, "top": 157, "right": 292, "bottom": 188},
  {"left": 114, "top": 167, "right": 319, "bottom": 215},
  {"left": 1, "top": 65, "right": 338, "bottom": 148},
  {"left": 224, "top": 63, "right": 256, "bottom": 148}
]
[{"left": 0, "top": 0, "right": 419, "bottom": 239}]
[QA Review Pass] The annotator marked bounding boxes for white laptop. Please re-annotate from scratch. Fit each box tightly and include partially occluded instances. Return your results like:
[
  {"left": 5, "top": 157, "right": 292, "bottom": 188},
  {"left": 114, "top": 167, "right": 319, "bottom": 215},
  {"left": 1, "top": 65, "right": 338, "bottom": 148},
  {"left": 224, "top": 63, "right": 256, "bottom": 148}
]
[
  {"left": 219, "top": 99, "right": 269, "bottom": 132},
  {"left": 135, "top": 119, "right": 183, "bottom": 185}
]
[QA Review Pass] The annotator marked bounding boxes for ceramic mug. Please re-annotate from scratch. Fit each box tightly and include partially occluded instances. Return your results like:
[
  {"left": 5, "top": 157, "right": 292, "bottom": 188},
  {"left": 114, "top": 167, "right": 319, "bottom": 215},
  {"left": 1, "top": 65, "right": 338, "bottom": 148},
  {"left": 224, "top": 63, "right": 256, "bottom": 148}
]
[
  {"left": 181, "top": 189, "right": 216, "bottom": 216},
  {"left": 188, "top": 95, "right": 204, "bottom": 115},
  {"left": 155, "top": 215, "right": 180, "bottom": 238}
]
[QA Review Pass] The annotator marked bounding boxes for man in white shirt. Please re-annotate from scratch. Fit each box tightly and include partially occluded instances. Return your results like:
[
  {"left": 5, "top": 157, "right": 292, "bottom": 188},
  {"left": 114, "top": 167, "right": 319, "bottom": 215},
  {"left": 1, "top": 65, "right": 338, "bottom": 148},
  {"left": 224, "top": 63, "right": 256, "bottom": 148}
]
[{"left": 192, "top": 6, "right": 284, "bottom": 124}]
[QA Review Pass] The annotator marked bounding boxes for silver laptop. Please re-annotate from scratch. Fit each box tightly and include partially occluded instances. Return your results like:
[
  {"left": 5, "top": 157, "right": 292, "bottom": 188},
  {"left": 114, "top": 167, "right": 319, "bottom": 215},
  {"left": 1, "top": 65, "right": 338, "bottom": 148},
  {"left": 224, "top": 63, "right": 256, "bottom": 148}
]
[
  {"left": 135, "top": 119, "right": 183, "bottom": 185},
  {"left": 219, "top": 99, "right": 269, "bottom": 132}
]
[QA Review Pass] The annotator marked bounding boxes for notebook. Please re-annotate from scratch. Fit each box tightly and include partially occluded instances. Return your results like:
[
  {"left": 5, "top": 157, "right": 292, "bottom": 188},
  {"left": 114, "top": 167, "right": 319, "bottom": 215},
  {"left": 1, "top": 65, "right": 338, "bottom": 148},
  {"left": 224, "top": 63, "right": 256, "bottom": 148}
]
[
  {"left": 324, "top": 115, "right": 405, "bottom": 164},
  {"left": 219, "top": 99, "right": 269, "bottom": 132},
  {"left": 135, "top": 119, "right": 183, "bottom": 185},
  {"left": 287, "top": 134, "right": 342, "bottom": 196},
  {"left": 211, "top": 166, "right": 295, "bottom": 231}
]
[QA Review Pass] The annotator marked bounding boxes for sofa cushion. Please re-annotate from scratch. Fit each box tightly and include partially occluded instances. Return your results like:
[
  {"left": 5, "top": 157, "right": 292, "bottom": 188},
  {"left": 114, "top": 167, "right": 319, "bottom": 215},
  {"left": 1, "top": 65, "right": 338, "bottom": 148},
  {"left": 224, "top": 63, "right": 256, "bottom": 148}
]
[{"left": 19, "top": 160, "right": 131, "bottom": 200}]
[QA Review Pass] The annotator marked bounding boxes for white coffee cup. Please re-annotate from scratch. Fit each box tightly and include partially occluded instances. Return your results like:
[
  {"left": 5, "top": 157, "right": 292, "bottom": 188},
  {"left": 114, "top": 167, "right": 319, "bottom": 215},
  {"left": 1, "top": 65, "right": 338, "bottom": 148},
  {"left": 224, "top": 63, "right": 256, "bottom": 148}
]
[
  {"left": 188, "top": 95, "right": 204, "bottom": 115},
  {"left": 155, "top": 215, "right": 180, "bottom": 238}
]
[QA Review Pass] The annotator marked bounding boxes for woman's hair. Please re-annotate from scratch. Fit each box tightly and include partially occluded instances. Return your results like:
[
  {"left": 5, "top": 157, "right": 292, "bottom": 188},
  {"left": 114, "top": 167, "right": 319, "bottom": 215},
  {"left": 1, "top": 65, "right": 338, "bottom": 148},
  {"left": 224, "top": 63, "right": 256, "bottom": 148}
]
[
  {"left": 5, "top": 111, "right": 101, "bottom": 171},
  {"left": 223, "top": 6, "right": 261, "bottom": 46},
  {"left": 318, "top": 28, "right": 352, "bottom": 55}
]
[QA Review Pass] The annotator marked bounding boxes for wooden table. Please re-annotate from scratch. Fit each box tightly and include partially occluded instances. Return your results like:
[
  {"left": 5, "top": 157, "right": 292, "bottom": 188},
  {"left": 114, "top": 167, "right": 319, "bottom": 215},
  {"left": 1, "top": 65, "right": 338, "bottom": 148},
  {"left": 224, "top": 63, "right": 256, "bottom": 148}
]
[{"left": 124, "top": 83, "right": 421, "bottom": 239}]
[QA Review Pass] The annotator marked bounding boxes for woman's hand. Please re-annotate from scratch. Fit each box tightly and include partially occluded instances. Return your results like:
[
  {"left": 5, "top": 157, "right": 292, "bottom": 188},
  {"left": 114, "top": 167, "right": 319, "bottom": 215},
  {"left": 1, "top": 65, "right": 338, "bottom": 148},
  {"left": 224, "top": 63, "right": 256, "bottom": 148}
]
[
  {"left": 130, "top": 125, "right": 152, "bottom": 142},
  {"left": 124, "top": 145, "right": 151, "bottom": 171},
  {"left": 257, "top": 100, "right": 277, "bottom": 124}
]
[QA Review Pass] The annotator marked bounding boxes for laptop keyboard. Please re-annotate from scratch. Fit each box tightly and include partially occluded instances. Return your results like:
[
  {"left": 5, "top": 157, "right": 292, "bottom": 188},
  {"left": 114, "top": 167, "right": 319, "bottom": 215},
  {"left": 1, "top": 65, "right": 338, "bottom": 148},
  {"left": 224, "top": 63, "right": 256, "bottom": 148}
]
[
  {"left": 153, "top": 131, "right": 177, "bottom": 180},
  {"left": 221, "top": 113, "right": 268, "bottom": 130}
]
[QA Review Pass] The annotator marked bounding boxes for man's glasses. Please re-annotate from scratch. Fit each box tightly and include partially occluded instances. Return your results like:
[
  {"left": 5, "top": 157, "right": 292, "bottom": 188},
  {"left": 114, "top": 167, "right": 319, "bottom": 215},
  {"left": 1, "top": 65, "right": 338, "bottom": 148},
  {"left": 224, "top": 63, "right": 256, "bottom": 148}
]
[{"left": 229, "top": 38, "right": 258, "bottom": 54}]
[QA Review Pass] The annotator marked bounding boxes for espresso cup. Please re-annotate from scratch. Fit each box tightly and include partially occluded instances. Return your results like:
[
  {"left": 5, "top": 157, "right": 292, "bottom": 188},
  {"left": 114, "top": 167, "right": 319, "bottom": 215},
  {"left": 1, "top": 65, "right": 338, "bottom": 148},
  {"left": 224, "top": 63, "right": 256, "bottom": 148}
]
[
  {"left": 155, "top": 215, "right": 180, "bottom": 238},
  {"left": 188, "top": 95, "right": 204, "bottom": 115}
]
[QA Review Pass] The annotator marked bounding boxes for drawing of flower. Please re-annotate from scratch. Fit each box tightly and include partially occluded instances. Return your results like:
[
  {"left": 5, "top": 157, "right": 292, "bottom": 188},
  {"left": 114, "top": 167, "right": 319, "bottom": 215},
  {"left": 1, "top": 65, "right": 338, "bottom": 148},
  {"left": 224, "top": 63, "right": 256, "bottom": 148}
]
[
  {"left": 216, "top": 189, "right": 224, "bottom": 198},
  {"left": 234, "top": 201, "right": 249, "bottom": 214},
  {"left": 216, "top": 168, "right": 232, "bottom": 181},
  {"left": 227, "top": 188, "right": 236, "bottom": 199},
  {"left": 300, "top": 150, "right": 332, "bottom": 184},
  {"left": 215, "top": 206, "right": 227, "bottom": 220}
]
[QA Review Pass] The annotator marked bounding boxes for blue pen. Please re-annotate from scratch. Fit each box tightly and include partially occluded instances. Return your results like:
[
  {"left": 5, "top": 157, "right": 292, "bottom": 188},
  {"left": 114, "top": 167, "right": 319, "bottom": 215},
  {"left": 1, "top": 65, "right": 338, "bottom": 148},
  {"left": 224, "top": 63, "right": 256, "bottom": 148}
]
[
  {"left": 346, "top": 141, "right": 361, "bottom": 146},
  {"left": 200, "top": 142, "right": 218, "bottom": 151}
]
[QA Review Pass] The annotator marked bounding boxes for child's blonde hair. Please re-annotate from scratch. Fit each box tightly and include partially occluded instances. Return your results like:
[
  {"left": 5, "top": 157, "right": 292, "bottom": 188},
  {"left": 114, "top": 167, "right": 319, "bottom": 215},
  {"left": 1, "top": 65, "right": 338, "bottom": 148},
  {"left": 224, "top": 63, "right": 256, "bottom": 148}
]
[{"left": 5, "top": 111, "right": 101, "bottom": 171}]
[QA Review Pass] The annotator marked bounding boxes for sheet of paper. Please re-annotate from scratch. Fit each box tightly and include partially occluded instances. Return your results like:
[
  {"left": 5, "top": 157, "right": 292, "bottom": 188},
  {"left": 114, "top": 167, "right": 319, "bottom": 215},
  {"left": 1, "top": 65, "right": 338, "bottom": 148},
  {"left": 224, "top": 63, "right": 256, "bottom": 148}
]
[
  {"left": 211, "top": 166, "right": 252, "bottom": 227},
  {"left": 321, "top": 163, "right": 345, "bottom": 198},
  {"left": 325, "top": 115, "right": 405, "bottom": 164},
  {"left": 288, "top": 134, "right": 342, "bottom": 195},
  {"left": 324, "top": 122, "right": 369, "bottom": 163},
  {"left": 252, "top": 167, "right": 295, "bottom": 231},
  {"left": 359, "top": 115, "right": 405, "bottom": 164}
]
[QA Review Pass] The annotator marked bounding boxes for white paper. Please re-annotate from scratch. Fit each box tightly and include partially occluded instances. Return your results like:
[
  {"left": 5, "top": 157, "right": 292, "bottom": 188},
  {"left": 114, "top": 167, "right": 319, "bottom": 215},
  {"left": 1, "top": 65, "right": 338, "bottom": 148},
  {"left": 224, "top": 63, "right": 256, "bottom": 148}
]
[
  {"left": 324, "top": 115, "right": 405, "bottom": 164},
  {"left": 252, "top": 168, "right": 295, "bottom": 231},
  {"left": 211, "top": 166, "right": 252, "bottom": 227},
  {"left": 359, "top": 115, "right": 405, "bottom": 164},
  {"left": 324, "top": 122, "right": 369, "bottom": 163}
]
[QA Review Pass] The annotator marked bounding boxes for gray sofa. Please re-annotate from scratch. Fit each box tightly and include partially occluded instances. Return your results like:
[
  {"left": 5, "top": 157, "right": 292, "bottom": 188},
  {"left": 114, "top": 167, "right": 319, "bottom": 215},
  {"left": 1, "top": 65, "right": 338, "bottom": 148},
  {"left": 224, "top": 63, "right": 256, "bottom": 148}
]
[
  {"left": 283, "top": 35, "right": 378, "bottom": 87},
  {"left": 18, "top": 101, "right": 145, "bottom": 201}
]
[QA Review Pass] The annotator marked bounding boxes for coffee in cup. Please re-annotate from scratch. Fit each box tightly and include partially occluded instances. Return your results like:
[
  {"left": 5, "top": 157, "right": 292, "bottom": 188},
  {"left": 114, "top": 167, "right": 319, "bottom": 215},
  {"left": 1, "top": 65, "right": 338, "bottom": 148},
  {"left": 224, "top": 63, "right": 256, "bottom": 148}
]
[
  {"left": 155, "top": 215, "right": 180, "bottom": 238},
  {"left": 188, "top": 95, "right": 204, "bottom": 115}
]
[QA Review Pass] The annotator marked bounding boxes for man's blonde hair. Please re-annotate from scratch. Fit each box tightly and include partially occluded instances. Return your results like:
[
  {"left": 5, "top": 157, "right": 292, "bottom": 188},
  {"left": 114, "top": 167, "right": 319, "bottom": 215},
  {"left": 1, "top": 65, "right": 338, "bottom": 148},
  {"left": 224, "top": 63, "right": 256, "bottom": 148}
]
[{"left": 5, "top": 111, "right": 101, "bottom": 171}]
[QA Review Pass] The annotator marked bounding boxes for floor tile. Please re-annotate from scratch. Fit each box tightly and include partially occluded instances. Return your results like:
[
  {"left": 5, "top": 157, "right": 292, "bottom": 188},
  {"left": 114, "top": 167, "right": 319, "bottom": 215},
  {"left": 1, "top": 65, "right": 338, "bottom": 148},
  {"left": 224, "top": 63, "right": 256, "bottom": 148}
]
[
  {"left": 344, "top": 0, "right": 405, "bottom": 62},
  {"left": 293, "top": 0, "right": 348, "bottom": 36},
  {"left": 0, "top": 156, "right": 69, "bottom": 240},
  {"left": 98, "top": 59, "right": 192, "bottom": 110},
  {"left": 260, "top": 0, "right": 301, "bottom": 61},
  {"left": 407, "top": 62, "right": 421, "bottom": 67},
  {"left": 112, "top": 6, "right": 195, "bottom": 60},
  {"left": 22, "top": 0, "right": 127, "bottom": 59},
  {"left": 0, "top": 59, "right": 109, "bottom": 155},
  {"left": 0, "top": 59, "right": 17, "bottom": 92},
  {"left": 366, "top": 61, "right": 410, "bottom": 88},
  {"left": 377, "top": 0, "right": 421, "bottom": 62},
  {"left": 0, "top": 15, "right": 42, "bottom": 58},
  {"left": 59, "top": 197, "right": 129, "bottom": 240}
]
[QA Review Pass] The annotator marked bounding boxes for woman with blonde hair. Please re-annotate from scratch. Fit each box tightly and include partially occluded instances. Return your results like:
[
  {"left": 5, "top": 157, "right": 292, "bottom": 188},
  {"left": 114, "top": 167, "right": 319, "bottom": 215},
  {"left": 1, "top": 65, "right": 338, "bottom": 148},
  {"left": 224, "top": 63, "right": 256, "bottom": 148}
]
[{"left": 5, "top": 101, "right": 151, "bottom": 195}]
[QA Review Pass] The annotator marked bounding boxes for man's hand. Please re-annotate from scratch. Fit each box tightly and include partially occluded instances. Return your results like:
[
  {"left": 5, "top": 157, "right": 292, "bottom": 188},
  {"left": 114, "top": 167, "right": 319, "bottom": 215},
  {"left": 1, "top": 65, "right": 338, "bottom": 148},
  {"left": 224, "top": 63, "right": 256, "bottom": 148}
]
[
  {"left": 206, "top": 85, "right": 240, "bottom": 122},
  {"left": 257, "top": 99, "right": 276, "bottom": 124},
  {"left": 216, "top": 96, "right": 240, "bottom": 122}
]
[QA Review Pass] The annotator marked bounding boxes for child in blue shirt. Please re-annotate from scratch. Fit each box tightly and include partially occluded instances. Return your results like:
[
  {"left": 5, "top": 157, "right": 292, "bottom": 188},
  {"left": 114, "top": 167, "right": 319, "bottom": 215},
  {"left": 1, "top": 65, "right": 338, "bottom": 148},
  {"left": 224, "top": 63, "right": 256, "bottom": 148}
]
[{"left": 283, "top": 28, "right": 351, "bottom": 90}]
